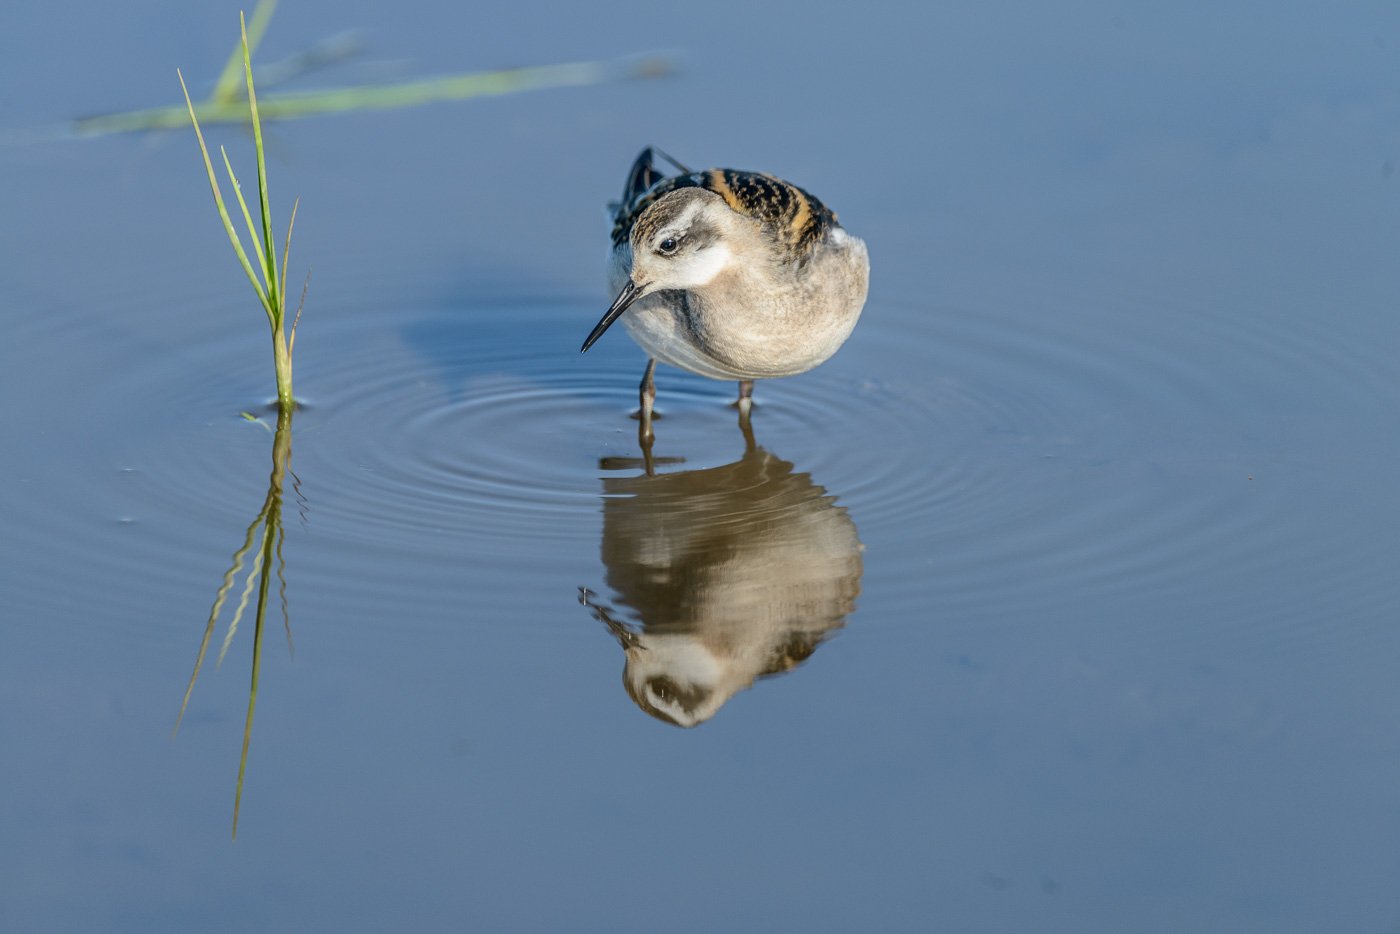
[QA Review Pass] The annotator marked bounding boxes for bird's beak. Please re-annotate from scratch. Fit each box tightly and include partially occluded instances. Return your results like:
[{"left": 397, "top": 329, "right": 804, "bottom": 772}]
[{"left": 581, "top": 279, "right": 647, "bottom": 353}]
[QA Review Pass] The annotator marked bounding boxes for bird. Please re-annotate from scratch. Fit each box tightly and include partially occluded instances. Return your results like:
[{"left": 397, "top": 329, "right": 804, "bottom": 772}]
[{"left": 580, "top": 148, "right": 869, "bottom": 425}]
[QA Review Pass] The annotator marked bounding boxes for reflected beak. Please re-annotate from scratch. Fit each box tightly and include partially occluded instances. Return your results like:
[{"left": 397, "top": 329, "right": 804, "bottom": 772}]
[{"left": 581, "top": 279, "right": 647, "bottom": 353}]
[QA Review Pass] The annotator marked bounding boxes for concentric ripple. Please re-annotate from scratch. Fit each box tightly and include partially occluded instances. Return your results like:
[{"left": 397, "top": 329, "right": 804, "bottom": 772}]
[
  {"left": 833, "top": 287, "right": 1400, "bottom": 639},
  {"left": 6, "top": 278, "right": 1397, "bottom": 643},
  {"left": 292, "top": 298, "right": 721, "bottom": 553}
]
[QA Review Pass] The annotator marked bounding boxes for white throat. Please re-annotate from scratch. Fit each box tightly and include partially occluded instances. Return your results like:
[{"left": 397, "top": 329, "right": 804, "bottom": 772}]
[{"left": 680, "top": 243, "right": 732, "bottom": 288}]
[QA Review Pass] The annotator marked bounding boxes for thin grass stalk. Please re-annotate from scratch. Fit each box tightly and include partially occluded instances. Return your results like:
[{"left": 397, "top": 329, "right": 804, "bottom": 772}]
[
  {"left": 280, "top": 198, "right": 298, "bottom": 314},
  {"left": 182, "top": 13, "right": 298, "bottom": 411},
  {"left": 290, "top": 270, "right": 310, "bottom": 358},
  {"left": 271, "top": 333, "right": 293, "bottom": 411},
  {"left": 239, "top": 11, "right": 296, "bottom": 410}
]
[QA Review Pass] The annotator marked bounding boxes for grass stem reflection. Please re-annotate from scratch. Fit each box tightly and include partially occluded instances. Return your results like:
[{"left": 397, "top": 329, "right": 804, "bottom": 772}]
[{"left": 175, "top": 407, "right": 298, "bottom": 839}]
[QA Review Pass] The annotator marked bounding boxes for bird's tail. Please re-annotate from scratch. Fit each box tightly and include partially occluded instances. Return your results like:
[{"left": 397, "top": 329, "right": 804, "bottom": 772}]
[{"left": 616, "top": 147, "right": 691, "bottom": 217}]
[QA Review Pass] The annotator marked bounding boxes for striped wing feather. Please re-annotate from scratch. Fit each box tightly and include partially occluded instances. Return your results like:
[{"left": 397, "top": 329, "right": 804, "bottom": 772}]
[{"left": 612, "top": 149, "right": 837, "bottom": 261}]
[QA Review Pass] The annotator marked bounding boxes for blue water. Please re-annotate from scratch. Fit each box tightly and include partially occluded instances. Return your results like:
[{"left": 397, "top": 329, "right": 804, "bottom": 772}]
[{"left": 3, "top": 2, "right": 1400, "bottom": 931}]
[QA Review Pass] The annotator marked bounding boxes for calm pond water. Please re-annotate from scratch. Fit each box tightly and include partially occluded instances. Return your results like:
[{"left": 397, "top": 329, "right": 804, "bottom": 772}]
[{"left": 4, "top": 2, "right": 1400, "bottom": 931}]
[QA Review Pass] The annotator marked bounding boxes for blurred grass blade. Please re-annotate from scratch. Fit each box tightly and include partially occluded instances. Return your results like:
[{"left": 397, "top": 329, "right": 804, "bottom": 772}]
[
  {"left": 236, "top": 59, "right": 610, "bottom": 118},
  {"left": 212, "top": 0, "right": 278, "bottom": 103},
  {"left": 77, "top": 56, "right": 666, "bottom": 136}
]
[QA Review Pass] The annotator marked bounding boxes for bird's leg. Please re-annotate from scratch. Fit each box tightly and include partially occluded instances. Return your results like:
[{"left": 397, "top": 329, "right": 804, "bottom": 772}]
[
  {"left": 637, "top": 358, "right": 657, "bottom": 424},
  {"left": 735, "top": 379, "right": 754, "bottom": 416},
  {"left": 637, "top": 359, "right": 657, "bottom": 467}
]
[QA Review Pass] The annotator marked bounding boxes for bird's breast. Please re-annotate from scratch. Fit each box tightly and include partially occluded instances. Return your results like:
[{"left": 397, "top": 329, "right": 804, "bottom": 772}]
[{"left": 612, "top": 234, "right": 868, "bottom": 381}]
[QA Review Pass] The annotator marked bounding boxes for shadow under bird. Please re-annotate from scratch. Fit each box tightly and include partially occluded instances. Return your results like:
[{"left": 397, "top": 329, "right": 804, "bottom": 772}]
[{"left": 581, "top": 148, "right": 870, "bottom": 420}]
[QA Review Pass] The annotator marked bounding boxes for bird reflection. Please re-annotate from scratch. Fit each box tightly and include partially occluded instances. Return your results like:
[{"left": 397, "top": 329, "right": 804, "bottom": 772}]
[{"left": 581, "top": 417, "right": 863, "bottom": 727}]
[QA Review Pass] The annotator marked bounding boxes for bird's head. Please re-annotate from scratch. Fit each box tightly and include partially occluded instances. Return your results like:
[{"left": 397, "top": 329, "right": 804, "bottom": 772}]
[{"left": 582, "top": 188, "right": 740, "bottom": 352}]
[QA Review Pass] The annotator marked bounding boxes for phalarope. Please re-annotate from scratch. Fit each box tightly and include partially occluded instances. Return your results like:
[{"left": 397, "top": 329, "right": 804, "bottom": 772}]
[{"left": 581, "top": 148, "right": 869, "bottom": 423}]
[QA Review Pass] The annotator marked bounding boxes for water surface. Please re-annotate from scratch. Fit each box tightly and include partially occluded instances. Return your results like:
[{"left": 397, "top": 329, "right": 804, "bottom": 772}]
[{"left": 3, "top": 3, "right": 1400, "bottom": 932}]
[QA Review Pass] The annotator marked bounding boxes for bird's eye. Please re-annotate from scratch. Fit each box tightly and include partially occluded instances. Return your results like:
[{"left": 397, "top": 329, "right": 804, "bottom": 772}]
[{"left": 658, "top": 237, "right": 679, "bottom": 255}]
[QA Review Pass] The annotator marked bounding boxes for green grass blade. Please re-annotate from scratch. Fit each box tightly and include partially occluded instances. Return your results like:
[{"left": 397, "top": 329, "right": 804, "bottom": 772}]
[
  {"left": 289, "top": 269, "right": 310, "bottom": 357},
  {"left": 280, "top": 197, "right": 298, "bottom": 309},
  {"left": 242, "top": 12, "right": 281, "bottom": 317},
  {"left": 178, "top": 69, "right": 270, "bottom": 312},
  {"left": 212, "top": 0, "right": 278, "bottom": 104},
  {"left": 220, "top": 146, "right": 273, "bottom": 312}
]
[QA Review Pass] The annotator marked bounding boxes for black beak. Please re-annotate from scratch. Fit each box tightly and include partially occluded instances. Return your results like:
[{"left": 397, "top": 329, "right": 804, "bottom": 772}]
[{"left": 581, "top": 279, "right": 646, "bottom": 353}]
